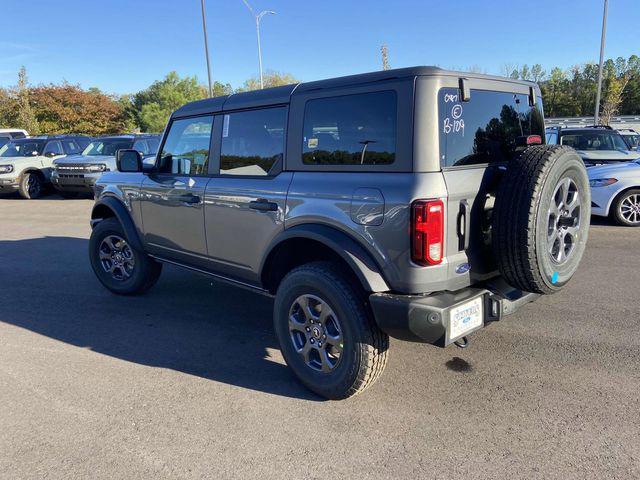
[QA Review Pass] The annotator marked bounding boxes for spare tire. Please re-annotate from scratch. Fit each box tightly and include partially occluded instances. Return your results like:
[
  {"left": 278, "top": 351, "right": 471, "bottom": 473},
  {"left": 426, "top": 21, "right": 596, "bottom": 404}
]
[{"left": 492, "top": 145, "right": 590, "bottom": 294}]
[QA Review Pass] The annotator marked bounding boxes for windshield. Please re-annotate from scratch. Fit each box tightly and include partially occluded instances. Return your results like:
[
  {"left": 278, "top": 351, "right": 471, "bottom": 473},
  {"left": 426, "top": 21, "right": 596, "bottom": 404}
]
[
  {"left": 82, "top": 139, "right": 133, "bottom": 156},
  {"left": 0, "top": 140, "right": 45, "bottom": 157},
  {"left": 560, "top": 131, "right": 629, "bottom": 151}
]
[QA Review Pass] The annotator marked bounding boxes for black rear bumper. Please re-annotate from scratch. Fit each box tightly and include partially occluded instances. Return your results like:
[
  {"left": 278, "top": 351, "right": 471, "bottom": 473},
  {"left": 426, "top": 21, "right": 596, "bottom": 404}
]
[{"left": 369, "top": 278, "right": 539, "bottom": 347}]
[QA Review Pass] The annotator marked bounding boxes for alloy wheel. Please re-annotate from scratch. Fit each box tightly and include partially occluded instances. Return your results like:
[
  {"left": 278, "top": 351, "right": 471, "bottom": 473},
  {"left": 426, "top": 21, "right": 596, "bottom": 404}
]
[
  {"left": 619, "top": 193, "right": 640, "bottom": 225},
  {"left": 288, "top": 294, "right": 344, "bottom": 373},
  {"left": 98, "top": 235, "right": 135, "bottom": 281},
  {"left": 547, "top": 177, "right": 581, "bottom": 264}
]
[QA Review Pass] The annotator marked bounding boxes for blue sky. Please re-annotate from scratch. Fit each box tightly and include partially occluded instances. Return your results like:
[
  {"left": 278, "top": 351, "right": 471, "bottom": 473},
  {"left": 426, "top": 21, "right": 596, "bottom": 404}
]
[{"left": 1, "top": 0, "right": 638, "bottom": 94}]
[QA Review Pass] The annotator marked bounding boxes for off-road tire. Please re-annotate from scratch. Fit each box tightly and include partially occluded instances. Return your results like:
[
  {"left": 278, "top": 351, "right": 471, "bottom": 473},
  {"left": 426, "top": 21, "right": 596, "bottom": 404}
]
[
  {"left": 612, "top": 189, "right": 640, "bottom": 227},
  {"left": 273, "top": 261, "right": 389, "bottom": 400},
  {"left": 492, "top": 145, "right": 590, "bottom": 294},
  {"left": 89, "top": 218, "right": 162, "bottom": 295},
  {"left": 18, "top": 172, "right": 44, "bottom": 199}
]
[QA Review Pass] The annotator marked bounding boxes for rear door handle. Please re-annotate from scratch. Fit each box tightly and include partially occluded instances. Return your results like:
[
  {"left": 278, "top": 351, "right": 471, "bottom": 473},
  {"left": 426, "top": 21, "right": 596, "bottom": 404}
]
[
  {"left": 249, "top": 199, "right": 278, "bottom": 212},
  {"left": 177, "top": 193, "right": 201, "bottom": 204}
]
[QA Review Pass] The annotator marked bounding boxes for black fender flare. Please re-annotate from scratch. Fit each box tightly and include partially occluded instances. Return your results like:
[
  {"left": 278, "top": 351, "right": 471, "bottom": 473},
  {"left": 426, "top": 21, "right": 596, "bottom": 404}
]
[
  {"left": 261, "top": 224, "right": 390, "bottom": 293},
  {"left": 90, "top": 196, "right": 144, "bottom": 252}
]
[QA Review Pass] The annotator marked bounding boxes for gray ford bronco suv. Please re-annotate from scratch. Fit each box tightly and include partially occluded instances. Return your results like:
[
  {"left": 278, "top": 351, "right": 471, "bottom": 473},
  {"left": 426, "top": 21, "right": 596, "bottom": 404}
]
[{"left": 88, "top": 67, "right": 590, "bottom": 399}]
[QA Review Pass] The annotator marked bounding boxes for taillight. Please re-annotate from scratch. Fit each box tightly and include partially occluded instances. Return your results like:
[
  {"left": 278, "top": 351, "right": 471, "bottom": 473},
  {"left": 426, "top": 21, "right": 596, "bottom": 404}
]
[
  {"left": 411, "top": 199, "right": 444, "bottom": 265},
  {"left": 526, "top": 135, "right": 542, "bottom": 145}
]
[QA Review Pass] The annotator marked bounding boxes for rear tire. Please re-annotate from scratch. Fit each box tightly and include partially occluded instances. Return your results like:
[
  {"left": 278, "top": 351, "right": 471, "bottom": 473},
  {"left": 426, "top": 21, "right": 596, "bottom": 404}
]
[
  {"left": 19, "top": 172, "right": 44, "bottom": 199},
  {"left": 612, "top": 189, "right": 640, "bottom": 227},
  {"left": 89, "top": 218, "right": 162, "bottom": 295},
  {"left": 492, "top": 145, "right": 590, "bottom": 294},
  {"left": 273, "top": 261, "right": 389, "bottom": 400}
]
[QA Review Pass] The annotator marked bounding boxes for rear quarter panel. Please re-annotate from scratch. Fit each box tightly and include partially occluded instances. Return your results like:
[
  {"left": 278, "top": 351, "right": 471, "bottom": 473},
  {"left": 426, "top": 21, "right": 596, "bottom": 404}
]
[{"left": 286, "top": 172, "right": 470, "bottom": 294}]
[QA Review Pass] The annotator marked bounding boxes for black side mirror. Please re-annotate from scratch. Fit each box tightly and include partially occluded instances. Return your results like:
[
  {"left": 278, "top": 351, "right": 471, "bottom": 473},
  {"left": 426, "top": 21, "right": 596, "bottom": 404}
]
[{"left": 116, "top": 149, "right": 143, "bottom": 172}]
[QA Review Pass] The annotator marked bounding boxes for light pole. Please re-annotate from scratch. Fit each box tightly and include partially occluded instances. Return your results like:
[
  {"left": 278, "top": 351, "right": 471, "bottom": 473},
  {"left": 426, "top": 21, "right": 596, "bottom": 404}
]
[
  {"left": 241, "top": 0, "right": 276, "bottom": 89},
  {"left": 200, "top": 0, "right": 213, "bottom": 97},
  {"left": 594, "top": 0, "right": 609, "bottom": 125}
]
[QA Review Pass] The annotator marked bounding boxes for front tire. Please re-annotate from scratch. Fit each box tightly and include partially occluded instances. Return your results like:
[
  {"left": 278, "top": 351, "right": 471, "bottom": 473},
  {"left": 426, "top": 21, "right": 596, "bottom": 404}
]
[
  {"left": 273, "top": 261, "right": 389, "bottom": 400},
  {"left": 19, "top": 172, "right": 44, "bottom": 199},
  {"left": 89, "top": 218, "right": 162, "bottom": 295},
  {"left": 612, "top": 189, "right": 640, "bottom": 227}
]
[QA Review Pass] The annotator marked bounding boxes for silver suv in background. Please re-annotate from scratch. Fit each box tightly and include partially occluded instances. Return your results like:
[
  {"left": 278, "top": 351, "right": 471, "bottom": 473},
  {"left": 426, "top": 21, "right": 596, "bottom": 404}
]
[
  {"left": 88, "top": 67, "right": 591, "bottom": 399},
  {"left": 618, "top": 128, "right": 640, "bottom": 151},
  {"left": 52, "top": 134, "right": 160, "bottom": 197},
  {"left": 0, "top": 135, "right": 91, "bottom": 199},
  {"left": 545, "top": 125, "right": 640, "bottom": 165}
]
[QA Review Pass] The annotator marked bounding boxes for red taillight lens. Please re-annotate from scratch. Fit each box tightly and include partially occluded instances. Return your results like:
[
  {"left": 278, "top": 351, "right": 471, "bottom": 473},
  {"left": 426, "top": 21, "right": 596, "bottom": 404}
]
[
  {"left": 411, "top": 199, "right": 444, "bottom": 265},
  {"left": 526, "top": 135, "right": 542, "bottom": 145}
]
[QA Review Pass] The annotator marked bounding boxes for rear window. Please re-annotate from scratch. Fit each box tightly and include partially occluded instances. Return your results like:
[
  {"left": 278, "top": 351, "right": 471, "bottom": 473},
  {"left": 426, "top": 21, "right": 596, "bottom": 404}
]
[
  {"left": 439, "top": 88, "right": 545, "bottom": 167},
  {"left": 302, "top": 91, "right": 397, "bottom": 166}
]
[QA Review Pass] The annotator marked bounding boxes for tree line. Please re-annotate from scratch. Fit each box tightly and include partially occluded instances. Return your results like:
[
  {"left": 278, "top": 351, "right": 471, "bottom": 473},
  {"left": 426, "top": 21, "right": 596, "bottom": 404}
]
[
  {"left": 0, "top": 69, "right": 298, "bottom": 136},
  {"left": 1, "top": 54, "right": 638, "bottom": 136}
]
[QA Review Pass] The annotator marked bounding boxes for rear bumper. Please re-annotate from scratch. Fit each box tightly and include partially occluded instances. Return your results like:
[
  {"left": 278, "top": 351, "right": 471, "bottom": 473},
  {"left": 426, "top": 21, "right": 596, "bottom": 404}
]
[{"left": 369, "top": 278, "right": 539, "bottom": 347}]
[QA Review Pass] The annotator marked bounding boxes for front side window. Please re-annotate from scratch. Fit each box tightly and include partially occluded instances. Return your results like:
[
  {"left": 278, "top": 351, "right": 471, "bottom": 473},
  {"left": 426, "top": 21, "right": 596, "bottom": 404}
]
[
  {"left": 439, "top": 88, "right": 545, "bottom": 167},
  {"left": 220, "top": 107, "right": 286, "bottom": 176},
  {"left": 43, "top": 141, "right": 64, "bottom": 156},
  {"left": 62, "top": 140, "right": 80, "bottom": 155},
  {"left": 158, "top": 116, "right": 213, "bottom": 175},
  {"left": 302, "top": 91, "right": 397, "bottom": 166}
]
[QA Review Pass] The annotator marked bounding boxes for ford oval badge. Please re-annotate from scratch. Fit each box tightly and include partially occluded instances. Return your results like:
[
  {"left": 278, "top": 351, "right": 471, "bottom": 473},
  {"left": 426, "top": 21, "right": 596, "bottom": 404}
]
[{"left": 455, "top": 263, "right": 471, "bottom": 274}]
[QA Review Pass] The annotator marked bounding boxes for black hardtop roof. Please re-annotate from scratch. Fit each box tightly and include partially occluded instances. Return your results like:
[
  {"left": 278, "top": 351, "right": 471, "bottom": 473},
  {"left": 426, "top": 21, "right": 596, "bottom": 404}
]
[{"left": 173, "top": 66, "right": 538, "bottom": 118}]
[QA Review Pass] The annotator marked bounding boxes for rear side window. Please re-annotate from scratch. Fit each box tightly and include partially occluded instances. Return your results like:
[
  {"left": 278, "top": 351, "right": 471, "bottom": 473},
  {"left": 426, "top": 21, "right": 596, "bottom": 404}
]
[
  {"left": 302, "top": 91, "right": 396, "bottom": 166},
  {"left": 220, "top": 106, "right": 286, "bottom": 176},
  {"left": 438, "top": 88, "right": 545, "bottom": 167},
  {"left": 158, "top": 116, "right": 213, "bottom": 176}
]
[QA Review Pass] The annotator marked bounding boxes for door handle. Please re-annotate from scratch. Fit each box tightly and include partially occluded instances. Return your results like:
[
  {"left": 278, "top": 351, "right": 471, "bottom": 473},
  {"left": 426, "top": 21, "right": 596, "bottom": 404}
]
[
  {"left": 249, "top": 199, "right": 278, "bottom": 212},
  {"left": 457, "top": 199, "right": 471, "bottom": 251},
  {"left": 177, "top": 193, "right": 201, "bottom": 204}
]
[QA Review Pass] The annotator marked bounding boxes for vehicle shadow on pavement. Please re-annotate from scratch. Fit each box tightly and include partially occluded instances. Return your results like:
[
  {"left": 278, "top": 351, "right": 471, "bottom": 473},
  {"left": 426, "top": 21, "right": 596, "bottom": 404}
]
[{"left": 0, "top": 236, "right": 321, "bottom": 401}]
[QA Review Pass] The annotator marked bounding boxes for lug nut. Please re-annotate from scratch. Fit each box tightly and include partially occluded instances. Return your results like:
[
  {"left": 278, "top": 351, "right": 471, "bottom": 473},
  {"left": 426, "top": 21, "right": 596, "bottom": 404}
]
[
  {"left": 310, "top": 338, "right": 315, "bottom": 344},
  {"left": 322, "top": 334, "right": 326, "bottom": 339},
  {"left": 305, "top": 327, "right": 310, "bottom": 332}
]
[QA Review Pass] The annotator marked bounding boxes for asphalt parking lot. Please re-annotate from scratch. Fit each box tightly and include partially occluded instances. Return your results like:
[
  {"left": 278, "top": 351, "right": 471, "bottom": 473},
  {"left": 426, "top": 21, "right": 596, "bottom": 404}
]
[{"left": 0, "top": 195, "right": 638, "bottom": 479}]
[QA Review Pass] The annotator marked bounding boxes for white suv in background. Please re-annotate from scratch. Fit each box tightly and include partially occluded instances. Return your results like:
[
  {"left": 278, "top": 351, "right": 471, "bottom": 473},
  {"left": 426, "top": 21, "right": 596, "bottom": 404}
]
[{"left": 0, "top": 135, "right": 90, "bottom": 199}]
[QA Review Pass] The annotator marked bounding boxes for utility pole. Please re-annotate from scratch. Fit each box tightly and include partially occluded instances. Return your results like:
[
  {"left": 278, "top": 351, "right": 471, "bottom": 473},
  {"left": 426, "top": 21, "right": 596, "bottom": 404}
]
[
  {"left": 200, "top": 0, "right": 213, "bottom": 97},
  {"left": 594, "top": 0, "right": 608, "bottom": 125},
  {"left": 241, "top": 0, "right": 276, "bottom": 89}
]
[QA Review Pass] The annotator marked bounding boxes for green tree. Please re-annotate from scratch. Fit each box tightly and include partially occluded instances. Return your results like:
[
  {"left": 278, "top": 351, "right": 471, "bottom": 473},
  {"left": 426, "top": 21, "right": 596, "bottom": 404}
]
[
  {"left": 15, "top": 67, "right": 39, "bottom": 134},
  {"left": 133, "top": 72, "right": 231, "bottom": 132},
  {"left": 237, "top": 70, "right": 299, "bottom": 92}
]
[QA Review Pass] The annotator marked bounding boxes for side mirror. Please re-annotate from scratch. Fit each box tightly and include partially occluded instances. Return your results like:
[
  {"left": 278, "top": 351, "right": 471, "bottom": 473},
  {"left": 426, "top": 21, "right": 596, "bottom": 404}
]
[
  {"left": 116, "top": 149, "right": 143, "bottom": 172},
  {"left": 45, "top": 151, "right": 58, "bottom": 158}
]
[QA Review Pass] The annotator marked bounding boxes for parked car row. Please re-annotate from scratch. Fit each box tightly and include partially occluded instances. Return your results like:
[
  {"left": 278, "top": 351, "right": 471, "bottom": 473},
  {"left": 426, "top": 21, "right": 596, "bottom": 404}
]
[
  {"left": 0, "top": 134, "right": 160, "bottom": 199},
  {"left": 544, "top": 125, "right": 640, "bottom": 226}
]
